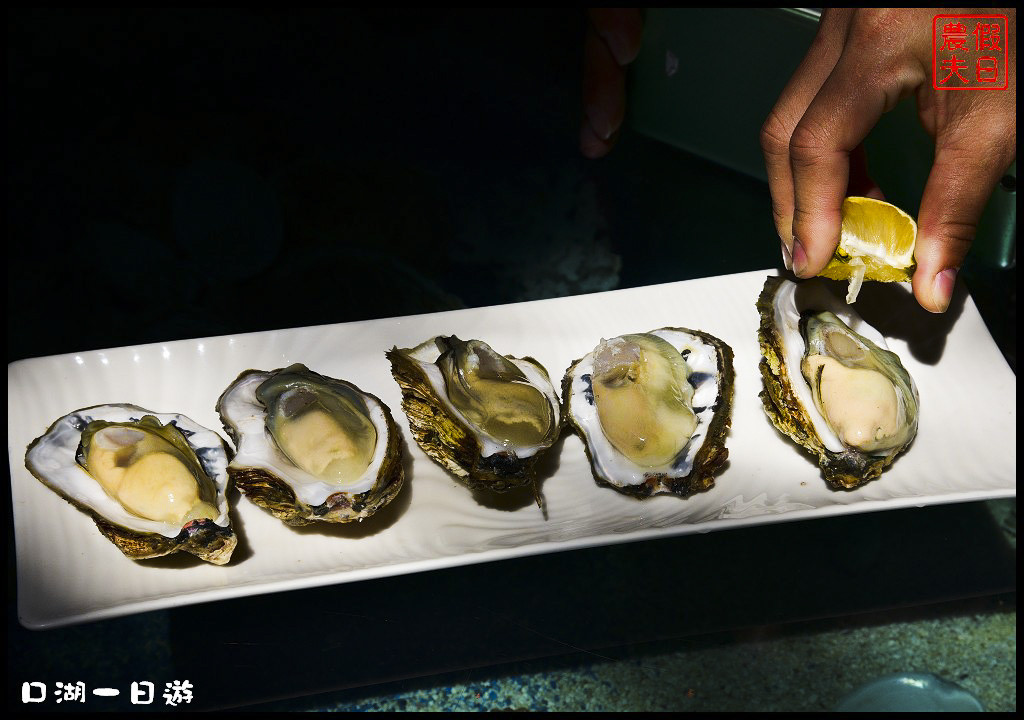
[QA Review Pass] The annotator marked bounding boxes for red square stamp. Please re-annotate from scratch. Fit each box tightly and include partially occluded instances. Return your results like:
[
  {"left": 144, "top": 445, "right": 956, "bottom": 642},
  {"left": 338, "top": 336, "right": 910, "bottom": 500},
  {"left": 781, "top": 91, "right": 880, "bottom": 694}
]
[{"left": 933, "top": 14, "right": 1009, "bottom": 90}]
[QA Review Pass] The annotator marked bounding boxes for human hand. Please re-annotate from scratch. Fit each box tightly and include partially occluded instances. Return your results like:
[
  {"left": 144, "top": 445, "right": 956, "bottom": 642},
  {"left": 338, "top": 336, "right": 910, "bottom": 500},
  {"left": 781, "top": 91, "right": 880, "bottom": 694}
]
[
  {"left": 580, "top": 8, "right": 643, "bottom": 159},
  {"left": 761, "top": 8, "right": 1016, "bottom": 312}
]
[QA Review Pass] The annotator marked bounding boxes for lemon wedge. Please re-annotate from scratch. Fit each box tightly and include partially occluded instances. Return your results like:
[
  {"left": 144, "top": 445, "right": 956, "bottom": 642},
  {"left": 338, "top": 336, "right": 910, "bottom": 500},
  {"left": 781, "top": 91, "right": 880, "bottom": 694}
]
[{"left": 818, "top": 197, "right": 917, "bottom": 303}]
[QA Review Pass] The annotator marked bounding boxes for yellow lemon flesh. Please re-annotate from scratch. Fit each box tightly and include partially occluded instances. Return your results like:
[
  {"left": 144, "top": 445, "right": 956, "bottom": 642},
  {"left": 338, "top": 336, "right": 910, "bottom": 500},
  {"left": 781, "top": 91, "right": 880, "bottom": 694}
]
[{"left": 818, "top": 197, "right": 917, "bottom": 303}]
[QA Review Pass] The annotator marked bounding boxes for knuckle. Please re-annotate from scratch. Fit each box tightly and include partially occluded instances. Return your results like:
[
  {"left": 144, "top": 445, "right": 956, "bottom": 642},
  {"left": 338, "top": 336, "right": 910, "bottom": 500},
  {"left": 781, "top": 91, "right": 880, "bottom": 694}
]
[
  {"left": 969, "top": 112, "right": 1016, "bottom": 159},
  {"left": 790, "top": 207, "right": 826, "bottom": 248},
  {"left": 791, "top": 205, "right": 819, "bottom": 229},
  {"left": 847, "top": 9, "right": 919, "bottom": 66},
  {"left": 849, "top": 8, "right": 903, "bottom": 37},
  {"left": 788, "top": 122, "right": 831, "bottom": 165},
  {"left": 934, "top": 139, "right": 1012, "bottom": 194},
  {"left": 760, "top": 111, "right": 793, "bottom": 157},
  {"left": 931, "top": 219, "right": 977, "bottom": 252},
  {"left": 770, "top": 199, "right": 789, "bottom": 224}
]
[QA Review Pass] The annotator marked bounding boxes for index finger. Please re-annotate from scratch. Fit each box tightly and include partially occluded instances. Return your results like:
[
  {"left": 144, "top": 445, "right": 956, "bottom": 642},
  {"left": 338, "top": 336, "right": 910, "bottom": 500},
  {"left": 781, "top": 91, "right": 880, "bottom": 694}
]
[
  {"left": 761, "top": 8, "right": 853, "bottom": 266},
  {"left": 788, "top": 16, "right": 924, "bottom": 277}
]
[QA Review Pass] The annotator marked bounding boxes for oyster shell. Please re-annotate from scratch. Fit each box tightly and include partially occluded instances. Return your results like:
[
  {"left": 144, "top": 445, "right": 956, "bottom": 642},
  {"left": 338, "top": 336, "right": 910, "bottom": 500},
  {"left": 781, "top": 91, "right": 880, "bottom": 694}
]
[
  {"left": 757, "top": 276, "right": 919, "bottom": 489},
  {"left": 562, "top": 328, "right": 734, "bottom": 498},
  {"left": 216, "top": 364, "right": 404, "bottom": 526},
  {"left": 25, "top": 405, "right": 236, "bottom": 565},
  {"left": 386, "top": 336, "right": 562, "bottom": 497}
]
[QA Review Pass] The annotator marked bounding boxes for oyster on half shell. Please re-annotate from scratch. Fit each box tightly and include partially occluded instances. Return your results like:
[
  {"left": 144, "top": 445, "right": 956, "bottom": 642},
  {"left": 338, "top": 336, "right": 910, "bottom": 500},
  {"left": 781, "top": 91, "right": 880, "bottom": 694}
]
[
  {"left": 562, "top": 328, "right": 734, "bottom": 498},
  {"left": 216, "top": 364, "right": 404, "bottom": 526},
  {"left": 757, "top": 276, "right": 919, "bottom": 489},
  {"left": 386, "top": 336, "right": 562, "bottom": 498},
  {"left": 25, "top": 405, "right": 236, "bottom": 564}
]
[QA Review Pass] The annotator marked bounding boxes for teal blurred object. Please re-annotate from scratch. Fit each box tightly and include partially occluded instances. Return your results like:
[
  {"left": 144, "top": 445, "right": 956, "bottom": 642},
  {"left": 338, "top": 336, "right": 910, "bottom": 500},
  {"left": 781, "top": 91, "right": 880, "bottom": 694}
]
[
  {"left": 627, "top": 8, "right": 1016, "bottom": 273},
  {"left": 834, "top": 673, "right": 984, "bottom": 712}
]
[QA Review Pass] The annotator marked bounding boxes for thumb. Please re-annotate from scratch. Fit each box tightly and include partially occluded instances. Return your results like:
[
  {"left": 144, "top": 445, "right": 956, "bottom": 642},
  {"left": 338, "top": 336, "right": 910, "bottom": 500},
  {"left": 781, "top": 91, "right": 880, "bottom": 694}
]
[{"left": 913, "top": 128, "right": 1013, "bottom": 313}]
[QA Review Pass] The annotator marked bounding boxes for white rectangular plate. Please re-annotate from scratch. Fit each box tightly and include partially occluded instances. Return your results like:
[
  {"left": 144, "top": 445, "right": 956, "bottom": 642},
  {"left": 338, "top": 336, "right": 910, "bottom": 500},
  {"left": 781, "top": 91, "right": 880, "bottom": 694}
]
[{"left": 8, "top": 269, "right": 1016, "bottom": 629}]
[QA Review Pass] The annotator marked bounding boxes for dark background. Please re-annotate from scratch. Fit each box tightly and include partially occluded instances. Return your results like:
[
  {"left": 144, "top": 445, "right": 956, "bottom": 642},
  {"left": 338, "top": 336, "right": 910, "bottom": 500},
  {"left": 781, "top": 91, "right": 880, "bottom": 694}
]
[{"left": 8, "top": 7, "right": 779, "bottom": 364}]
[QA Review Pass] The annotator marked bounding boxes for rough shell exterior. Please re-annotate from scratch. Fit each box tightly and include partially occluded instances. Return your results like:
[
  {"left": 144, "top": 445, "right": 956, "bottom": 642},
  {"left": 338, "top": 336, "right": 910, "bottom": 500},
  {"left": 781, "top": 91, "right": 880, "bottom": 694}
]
[
  {"left": 216, "top": 368, "right": 405, "bottom": 526},
  {"left": 386, "top": 346, "right": 561, "bottom": 497},
  {"left": 25, "top": 405, "right": 237, "bottom": 565},
  {"left": 756, "top": 275, "right": 914, "bottom": 490}
]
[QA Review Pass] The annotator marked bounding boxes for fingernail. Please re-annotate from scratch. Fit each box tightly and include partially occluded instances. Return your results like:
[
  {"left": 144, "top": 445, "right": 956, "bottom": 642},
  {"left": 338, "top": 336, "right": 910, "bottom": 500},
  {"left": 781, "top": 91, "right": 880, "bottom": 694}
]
[
  {"left": 780, "top": 239, "right": 793, "bottom": 271},
  {"left": 792, "top": 237, "right": 808, "bottom": 277},
  {"left": 930, "top": 268, "right": 957, "bottom": 313}
]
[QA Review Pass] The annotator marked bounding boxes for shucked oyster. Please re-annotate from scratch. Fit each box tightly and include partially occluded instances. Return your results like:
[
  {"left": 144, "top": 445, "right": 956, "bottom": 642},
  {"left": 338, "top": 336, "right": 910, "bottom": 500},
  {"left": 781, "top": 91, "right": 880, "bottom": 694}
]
[
  {"left": 386, "top": 336, "right": 562, "bottom": 498},
  {"left": 216, "top": 364, "right": 404, "bottom": 526},
  {"left": 562, "top": 328, "right": 734, "bottom": 498},
  {"left": 757, "top": 276, "right": 919, "bottom": 489},
  {"left": 25, "top": 405, "right": 236, "bottom": 564}
]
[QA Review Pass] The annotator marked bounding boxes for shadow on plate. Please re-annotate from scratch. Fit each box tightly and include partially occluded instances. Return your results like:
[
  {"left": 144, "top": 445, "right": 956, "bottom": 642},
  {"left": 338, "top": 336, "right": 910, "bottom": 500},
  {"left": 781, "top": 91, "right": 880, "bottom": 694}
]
[
  {"left": 468, "top": 433, "right": 568, "bottom": 517},
  {"left": 850, "top": 277, "right": 969, "bottom": 366}
]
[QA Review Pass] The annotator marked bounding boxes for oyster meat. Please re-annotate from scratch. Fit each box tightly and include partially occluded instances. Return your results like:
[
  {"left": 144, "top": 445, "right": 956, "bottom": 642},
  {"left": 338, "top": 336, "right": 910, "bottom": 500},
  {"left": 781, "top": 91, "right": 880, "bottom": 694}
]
[
  {"left": 216, "top": 364, "right": 404, "bottom": 526},
  {"left": 25, "top": 405, "right": 236, "bottom": 564},
  {"left": 757, "top": 276, "right": 919, "bottom": 489},
  {"left": 562, "top": 328, "right": 734, "bottom": 498},
  {"left": 386, "top": 336, "right": 562, "bottom": 496}
]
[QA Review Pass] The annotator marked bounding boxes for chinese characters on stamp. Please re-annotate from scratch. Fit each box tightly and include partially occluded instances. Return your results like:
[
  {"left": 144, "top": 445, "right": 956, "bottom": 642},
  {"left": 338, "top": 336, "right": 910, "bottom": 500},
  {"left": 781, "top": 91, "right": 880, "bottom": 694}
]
[{"left": 933, "top": 14, "right": 1009, "bottom": 90}]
